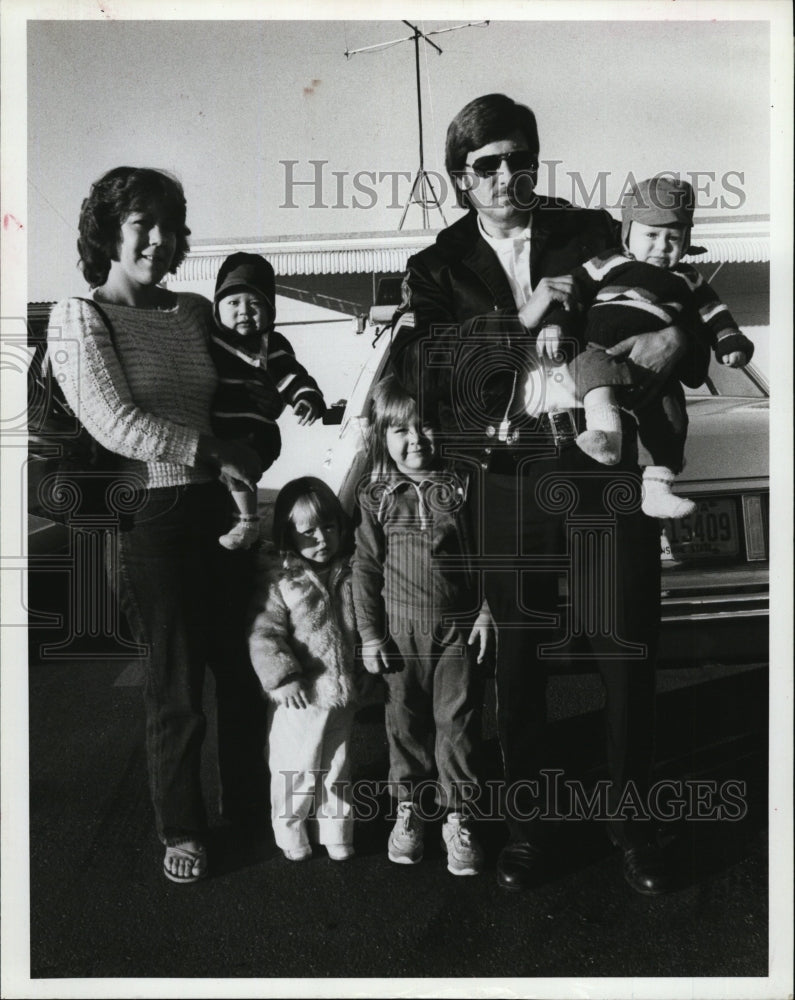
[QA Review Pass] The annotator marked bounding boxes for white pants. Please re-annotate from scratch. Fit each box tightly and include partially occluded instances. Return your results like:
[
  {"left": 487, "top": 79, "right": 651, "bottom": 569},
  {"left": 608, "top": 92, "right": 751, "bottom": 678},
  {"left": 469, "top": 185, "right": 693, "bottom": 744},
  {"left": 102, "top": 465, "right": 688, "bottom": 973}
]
[{"left": 267, "top": 702, "right": 355, "bottom": 852}]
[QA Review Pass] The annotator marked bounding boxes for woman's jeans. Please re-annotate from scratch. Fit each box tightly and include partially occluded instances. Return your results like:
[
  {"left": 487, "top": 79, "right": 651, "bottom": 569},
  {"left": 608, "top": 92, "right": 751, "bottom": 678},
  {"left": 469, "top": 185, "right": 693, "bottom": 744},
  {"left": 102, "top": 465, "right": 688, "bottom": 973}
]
[{"left": 113, "top": 481, "right": 266, "bottom": 842}]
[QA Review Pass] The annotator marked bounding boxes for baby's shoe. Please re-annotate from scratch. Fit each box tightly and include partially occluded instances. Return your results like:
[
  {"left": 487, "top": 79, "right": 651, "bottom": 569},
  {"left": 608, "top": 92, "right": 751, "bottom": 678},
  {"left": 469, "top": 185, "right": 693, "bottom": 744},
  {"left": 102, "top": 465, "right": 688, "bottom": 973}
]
[
  {"left": 576, "top": 429, "right": 622, "bottom": 465},
  {"left": 326, "top": 843, "right": 355, "bottom": 862},
  {"left": 387, "top": 801, "right": 424, "bottom": 865},
  {"left": 642, "top": 467, "right": 697, "bottom": 519},
  {"left": 282, "top": 845, "right": 312, "bottom": 862},
  {"left": 577, "top": 402, "right": 623, "bottom": 465},
  {"left": 218, "top": 516, "right": 261, "bottom": 550},
  {"left": 441, "top": 812, "right": 484, "bottom": 876},
  {"left": 577, "top": 403, "right": 622, "bottom": 465}
]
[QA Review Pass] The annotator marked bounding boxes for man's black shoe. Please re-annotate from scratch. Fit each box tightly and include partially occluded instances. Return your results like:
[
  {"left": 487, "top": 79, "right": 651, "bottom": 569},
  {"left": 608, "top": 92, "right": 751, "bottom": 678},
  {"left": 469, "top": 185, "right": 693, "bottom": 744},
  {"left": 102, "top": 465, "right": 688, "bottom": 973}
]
[
  {"left": 620, "top": 842, "right": 672, "bottom": 896},
  {"left": 496, "top": 842, "right": 547, "bottom": 892}
]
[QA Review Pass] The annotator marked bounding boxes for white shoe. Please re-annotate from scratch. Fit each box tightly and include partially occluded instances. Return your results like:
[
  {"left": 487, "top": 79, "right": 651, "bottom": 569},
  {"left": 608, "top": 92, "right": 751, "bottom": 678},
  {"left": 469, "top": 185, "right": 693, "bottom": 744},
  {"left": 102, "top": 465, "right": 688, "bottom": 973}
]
[
  {"left": 576, "top": 429, "right": 622, "bottom": 465},
  {"left": 441, "top": 812, "right": 484, "bottom": 876},
  {"left": 282, "top": 846, "right": 312, "bottom": 862},
  {"left": 642, "top": 468, "right": 697, "bottom": 519},
  {"left": 387, "top": 801, "right": 424, "bottom": 865},
  {"left": 578, "top": 402, "right": 623, "bottom": 464},
  {"left": 326, "top": 844, "right": 355, "bottom": 862},
  {"left": 218, "top": 517, "right": 261, "bottom": 550}
]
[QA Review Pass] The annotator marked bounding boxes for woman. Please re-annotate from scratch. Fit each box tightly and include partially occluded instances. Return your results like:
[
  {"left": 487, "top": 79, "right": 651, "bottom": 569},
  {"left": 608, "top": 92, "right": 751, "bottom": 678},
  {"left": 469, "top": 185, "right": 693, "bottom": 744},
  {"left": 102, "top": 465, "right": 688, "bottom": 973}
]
[{"left": 48, "top": 166, "right": 267, "bottom": 883}]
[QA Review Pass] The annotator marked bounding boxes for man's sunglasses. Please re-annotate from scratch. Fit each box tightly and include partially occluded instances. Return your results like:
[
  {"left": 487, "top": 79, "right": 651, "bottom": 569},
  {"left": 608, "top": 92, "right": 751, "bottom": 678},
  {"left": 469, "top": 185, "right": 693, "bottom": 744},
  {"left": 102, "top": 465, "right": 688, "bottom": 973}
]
[{"left": 467, "top": 150, "right": 539, "bottom": 178}]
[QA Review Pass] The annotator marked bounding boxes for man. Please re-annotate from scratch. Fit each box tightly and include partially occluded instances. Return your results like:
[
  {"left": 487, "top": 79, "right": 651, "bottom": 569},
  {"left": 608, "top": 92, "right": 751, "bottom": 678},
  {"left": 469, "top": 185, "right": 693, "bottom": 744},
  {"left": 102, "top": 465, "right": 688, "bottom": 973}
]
[{"left": 389, "top": 93, "right": 708, "bottom": 894}]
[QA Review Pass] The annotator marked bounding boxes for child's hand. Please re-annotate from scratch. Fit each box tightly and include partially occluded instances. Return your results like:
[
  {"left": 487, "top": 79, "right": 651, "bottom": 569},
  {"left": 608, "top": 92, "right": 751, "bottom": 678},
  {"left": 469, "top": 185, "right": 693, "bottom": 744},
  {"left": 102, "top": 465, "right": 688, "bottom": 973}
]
[
  {"left": 536, "top": 324, "right": 562, "bottom": 361},
  {"left": 271, "top": 678, "right": 308, "bottom": 709},
  {"left": 518, "top": 274, "right": 576, "bottom": 331},
  {"left": 292, "top": 397, "right": 324, "bottom": 426},
  {"left": 721, "top": 350, "right": 747, "bottom": 368},
  {"left": 361, "top": 639, "right": 402, "bottom": 675},
  {"left": 468, "top": 603, "right": 496, "bottom": 665}
]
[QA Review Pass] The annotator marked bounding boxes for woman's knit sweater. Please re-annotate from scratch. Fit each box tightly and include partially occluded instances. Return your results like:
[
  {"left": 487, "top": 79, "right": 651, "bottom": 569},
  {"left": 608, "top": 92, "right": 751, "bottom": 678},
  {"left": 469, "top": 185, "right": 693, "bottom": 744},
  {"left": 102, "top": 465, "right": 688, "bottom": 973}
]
[{"left": 47, "top": 293, "right": 218, "bottom": 489}]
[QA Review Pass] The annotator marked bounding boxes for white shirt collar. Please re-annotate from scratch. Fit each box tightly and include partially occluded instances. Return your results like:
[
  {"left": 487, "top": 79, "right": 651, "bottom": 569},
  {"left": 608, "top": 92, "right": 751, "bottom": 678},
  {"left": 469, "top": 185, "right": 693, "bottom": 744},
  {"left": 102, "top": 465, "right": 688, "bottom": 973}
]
[{"left": 477, "top": 214, "right": 532, "bottom": 248}]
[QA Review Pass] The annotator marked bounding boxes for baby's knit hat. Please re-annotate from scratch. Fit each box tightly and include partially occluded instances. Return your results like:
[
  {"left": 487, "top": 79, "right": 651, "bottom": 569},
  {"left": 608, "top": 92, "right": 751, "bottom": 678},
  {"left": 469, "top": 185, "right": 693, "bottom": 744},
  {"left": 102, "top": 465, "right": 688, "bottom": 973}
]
[
  {"left": 621, "top": 176, "right": 695, "bottom": 247},
  {"left": 213, "top": 252, "right": 276, "bottom": 326}
]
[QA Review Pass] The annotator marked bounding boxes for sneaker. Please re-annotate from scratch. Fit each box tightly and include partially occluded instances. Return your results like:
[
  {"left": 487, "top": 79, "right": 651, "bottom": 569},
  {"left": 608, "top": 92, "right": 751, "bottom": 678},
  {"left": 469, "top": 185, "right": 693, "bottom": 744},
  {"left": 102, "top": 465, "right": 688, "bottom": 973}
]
[
  {"left": 387, "top": 801, "right": 424, "bottom": 865},
  {"left": 326, "top": 844, "right": 355, "bottom": 862},
  {"left": 441, "top": 812, "right": 484, "bottom": 876},
  {"left": 218, "top": 517, "right": 261, "bottom": 550},
  {"left": 282, "top": 846, "right": 312, "bottom": 862}
]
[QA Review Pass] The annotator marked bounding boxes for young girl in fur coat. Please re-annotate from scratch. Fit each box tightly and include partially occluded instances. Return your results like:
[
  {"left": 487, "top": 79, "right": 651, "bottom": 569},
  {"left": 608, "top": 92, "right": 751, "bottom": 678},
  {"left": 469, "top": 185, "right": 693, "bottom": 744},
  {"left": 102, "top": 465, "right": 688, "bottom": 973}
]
[{"left": 248, "top": 477, "right": 360, "bottom": 861}]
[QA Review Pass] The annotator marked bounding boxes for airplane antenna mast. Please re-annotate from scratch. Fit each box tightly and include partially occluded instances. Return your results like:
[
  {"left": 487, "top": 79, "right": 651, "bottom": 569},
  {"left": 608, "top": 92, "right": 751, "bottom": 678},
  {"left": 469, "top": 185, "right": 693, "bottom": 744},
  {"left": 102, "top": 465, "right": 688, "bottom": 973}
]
[{"left": 345, "top": 20, "right": 489, "bottom": 230}]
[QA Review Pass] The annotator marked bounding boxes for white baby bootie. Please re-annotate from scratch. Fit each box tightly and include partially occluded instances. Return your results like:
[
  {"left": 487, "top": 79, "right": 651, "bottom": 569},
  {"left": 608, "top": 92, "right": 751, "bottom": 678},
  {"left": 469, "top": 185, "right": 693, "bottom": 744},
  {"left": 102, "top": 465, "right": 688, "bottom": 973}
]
[
  {"left": 641, "top": 467, "right": 697, "bottom": 519},
  {"left": 576, "top": 403, "right": 623, "bottom": 465},
  {"left": 218, "top": 516, "right": 261, "bottom": 550}
]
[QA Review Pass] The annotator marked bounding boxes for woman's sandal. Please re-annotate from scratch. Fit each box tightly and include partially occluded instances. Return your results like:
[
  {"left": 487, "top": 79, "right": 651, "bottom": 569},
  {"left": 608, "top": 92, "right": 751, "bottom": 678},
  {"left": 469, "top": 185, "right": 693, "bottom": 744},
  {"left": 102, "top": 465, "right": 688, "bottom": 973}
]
[{"left": 163, "top": 841, "right": 208, "bottom": 884}]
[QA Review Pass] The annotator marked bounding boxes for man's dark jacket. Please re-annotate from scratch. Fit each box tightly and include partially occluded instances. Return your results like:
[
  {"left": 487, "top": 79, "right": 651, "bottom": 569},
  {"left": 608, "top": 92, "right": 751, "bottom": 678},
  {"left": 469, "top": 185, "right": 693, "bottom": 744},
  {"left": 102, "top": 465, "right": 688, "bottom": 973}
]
[{"left": 389, "top": 198, "right": 709, "bottom": 454}]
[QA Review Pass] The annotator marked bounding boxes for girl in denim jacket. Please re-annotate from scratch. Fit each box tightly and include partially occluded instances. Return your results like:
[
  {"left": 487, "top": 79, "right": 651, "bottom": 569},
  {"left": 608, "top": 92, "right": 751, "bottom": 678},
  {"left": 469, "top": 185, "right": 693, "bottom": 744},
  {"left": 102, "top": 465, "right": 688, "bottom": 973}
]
[{"left": 352, "top": 375, "right": 494, "bottom": 876}]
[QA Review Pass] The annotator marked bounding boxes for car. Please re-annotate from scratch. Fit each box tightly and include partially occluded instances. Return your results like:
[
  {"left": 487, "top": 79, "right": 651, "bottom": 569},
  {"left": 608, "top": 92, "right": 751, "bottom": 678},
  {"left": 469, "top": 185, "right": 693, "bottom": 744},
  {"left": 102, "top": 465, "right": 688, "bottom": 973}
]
[{"left": 657, "top": 358, "right": 768, "bottom": 657}]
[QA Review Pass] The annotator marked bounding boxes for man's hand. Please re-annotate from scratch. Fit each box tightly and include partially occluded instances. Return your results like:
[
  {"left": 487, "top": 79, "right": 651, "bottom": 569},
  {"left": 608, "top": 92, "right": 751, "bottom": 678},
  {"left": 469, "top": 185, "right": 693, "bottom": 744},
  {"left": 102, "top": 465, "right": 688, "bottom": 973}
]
[
  {"left": 271, "top": 678, "right": 308, "bottom": 709},
  {"left": 292, "top": 397, "right": 324, "bottom": 426},
  {"left": 361, "top": 639, "right": 402, "bottom": 675},
  {"left": 518, "top": 275, "right": 576, "bottom": 332},
  {"left": 603, "top": 325, "right": 687, "bottom": 379},
  {"left": 467, "top": 603, "right": 496, "bottom": 665}
]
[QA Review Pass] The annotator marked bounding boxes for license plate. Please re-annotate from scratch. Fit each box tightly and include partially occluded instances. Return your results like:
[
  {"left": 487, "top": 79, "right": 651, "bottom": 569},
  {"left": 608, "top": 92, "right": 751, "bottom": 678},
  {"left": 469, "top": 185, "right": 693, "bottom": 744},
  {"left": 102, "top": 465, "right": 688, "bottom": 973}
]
[{"left": 665, "top": 497, "right": 739, "bottom": 558}]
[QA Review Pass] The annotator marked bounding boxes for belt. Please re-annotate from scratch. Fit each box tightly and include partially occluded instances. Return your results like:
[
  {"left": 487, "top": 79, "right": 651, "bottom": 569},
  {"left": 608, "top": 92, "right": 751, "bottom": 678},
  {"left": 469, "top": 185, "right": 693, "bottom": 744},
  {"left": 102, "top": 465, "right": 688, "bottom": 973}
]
[{"left": 481, "top": 409, "right": 582, "bottom": 473}]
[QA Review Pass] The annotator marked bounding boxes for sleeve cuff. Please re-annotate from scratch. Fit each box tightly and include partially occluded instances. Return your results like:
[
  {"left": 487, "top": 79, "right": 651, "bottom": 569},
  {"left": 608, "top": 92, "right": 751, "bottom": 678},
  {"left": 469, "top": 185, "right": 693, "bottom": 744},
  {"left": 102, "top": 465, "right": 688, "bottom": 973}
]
[
  {"left": 357, "top": 622, "right": 385, "bottom": 645},
  {"left": 715, "top": 331, "right": 755, "bottom": 363}
]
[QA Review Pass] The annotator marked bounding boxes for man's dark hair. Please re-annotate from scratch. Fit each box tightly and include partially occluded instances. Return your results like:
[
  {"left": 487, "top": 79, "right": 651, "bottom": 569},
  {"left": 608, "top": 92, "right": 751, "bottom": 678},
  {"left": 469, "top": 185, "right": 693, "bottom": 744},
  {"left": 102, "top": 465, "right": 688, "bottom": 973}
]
[
  {"left": 445, "top": 94, "right": 540, "bottom": 208},
  {"left": 77, "top": 166, "right": 191, "bottom": 288}
]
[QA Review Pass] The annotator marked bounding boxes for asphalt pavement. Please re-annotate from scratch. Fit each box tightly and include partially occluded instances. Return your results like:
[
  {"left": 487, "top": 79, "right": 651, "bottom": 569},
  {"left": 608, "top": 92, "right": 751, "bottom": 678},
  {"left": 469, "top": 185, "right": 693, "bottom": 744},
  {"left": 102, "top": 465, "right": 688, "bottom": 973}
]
[
  {"left": 20, "top": 561, "right": 772, "bottom": 991},
  {"left": 8, "top": 483, "right": 777, "bottom": 997}
]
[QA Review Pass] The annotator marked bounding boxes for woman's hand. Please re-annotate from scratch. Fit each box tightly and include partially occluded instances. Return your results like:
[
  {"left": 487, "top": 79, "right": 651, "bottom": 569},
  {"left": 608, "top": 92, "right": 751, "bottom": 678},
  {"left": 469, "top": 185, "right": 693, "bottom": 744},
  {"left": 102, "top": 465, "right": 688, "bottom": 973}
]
[
  {"left": 467, "top": 602, "right": 496, "bottom": 665},
  {"left": 361, "top": 639, "right": 402, "bottom": 675},
  {"left": 518, "top": 275, "right": 576, "bottom": 332},
  {"left": 603, "top": 325, "right": 687, "bottom": 378},
  {"left": 271, "top": 678, "right": 308, "bottom": 709},
  {"left": 197, "top": 435, "right": 262, "bottom": 490}
]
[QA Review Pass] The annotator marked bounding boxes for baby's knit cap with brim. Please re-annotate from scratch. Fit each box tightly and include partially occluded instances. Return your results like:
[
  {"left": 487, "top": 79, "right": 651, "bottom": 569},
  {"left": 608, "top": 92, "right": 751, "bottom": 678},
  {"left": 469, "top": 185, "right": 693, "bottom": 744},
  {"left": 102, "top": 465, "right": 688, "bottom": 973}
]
[
  {"left": 213, "top": 252, "right": 276, "bottom": 325},
  {"left": 621, "top": 176, "right": 695, "bottom": 246}
]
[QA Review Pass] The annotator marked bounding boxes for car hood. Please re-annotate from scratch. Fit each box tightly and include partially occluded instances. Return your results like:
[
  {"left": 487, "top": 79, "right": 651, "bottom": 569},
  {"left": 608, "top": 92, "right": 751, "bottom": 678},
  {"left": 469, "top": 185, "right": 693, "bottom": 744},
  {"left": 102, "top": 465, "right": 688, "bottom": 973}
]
[{"left": 681, "top": 397, "right": 769, "bottom": 484}]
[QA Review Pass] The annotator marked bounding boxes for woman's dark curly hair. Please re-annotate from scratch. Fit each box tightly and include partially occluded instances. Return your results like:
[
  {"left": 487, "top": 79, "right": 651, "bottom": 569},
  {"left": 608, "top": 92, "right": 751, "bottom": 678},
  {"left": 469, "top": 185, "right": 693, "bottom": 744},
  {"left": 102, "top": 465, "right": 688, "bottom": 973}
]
[
  {"left": 445, "top": 93, "right": 540, "bottom": 208},
  {"left": 77, "top": 166, "right": 191, "bottom": 288}
]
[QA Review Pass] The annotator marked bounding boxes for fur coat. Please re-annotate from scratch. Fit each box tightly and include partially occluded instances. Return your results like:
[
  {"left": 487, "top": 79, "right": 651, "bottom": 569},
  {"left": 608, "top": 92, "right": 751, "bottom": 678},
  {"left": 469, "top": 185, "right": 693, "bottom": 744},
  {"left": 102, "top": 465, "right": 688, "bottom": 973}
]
[{"left": 248, "top": 549, "right": 359, "bottom": 709}]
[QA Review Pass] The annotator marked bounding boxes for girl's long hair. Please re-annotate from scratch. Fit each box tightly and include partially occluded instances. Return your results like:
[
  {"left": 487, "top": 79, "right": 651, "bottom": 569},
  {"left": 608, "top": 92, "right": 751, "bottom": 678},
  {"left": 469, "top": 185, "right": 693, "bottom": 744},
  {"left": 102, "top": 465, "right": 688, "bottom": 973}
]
[
  {"left": 271, "top": 477, "right": 353, "bottom": 558},
  {"left": 366, "top": 373, "right": 434, "bottom": 478}
]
